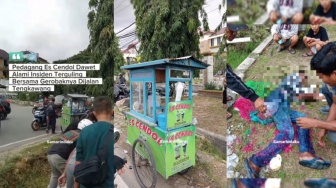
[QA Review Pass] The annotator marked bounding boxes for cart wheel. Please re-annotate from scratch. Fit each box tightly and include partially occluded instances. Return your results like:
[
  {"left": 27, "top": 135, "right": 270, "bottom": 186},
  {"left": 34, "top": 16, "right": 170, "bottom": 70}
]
[
  {"left": 178, "top": 166, "right": 192, "bottom": 175},
  {"left": 132, "top": 138, "right": 157, "bottom": 188}
]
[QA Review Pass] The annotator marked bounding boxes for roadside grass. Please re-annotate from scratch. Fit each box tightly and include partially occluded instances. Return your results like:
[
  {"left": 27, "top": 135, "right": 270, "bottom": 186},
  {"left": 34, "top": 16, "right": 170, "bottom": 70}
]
[
  {"left": 196, "top": 136, "right": 225, "bottom": 161},
  {"left": 227, "top": 42, "right": 261, "bottom": 69},
  {"left": 0, "top": 140, "right": 56, "bottom": 188},
  {"left": 228, "top": 24, "right": 336, "bottom": 178}
]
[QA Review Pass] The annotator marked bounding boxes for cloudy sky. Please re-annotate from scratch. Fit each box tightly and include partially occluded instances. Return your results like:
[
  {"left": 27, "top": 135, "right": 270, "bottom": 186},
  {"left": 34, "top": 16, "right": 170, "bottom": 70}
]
[
  {"left": 115, "top": 0, "right": 224, "bottom": 49},
  {"left": 0, "top": 0, "right": 90, "bottom": 63}
]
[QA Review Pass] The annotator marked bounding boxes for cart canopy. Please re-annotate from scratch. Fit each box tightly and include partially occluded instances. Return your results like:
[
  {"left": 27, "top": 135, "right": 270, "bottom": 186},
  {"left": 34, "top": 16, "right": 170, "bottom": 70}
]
[{"left": 121, "top": 56, "right": 209, "bottom": 70}]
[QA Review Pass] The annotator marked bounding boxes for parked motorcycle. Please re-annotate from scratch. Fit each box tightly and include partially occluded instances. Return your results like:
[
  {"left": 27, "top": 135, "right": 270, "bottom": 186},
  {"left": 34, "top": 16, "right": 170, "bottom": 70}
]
[
  {"left": 31, "top": 106, "right": 47, "bottom": 131},
  {"left": 114, "top": 83, "right": 130, "bottom": 103}
]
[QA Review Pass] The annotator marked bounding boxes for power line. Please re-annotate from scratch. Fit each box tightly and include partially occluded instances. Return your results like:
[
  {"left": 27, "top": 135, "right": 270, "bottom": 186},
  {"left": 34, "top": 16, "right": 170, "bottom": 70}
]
[
  {"left": 207, "top": 7, "right": 220, "bottom": 14},
  {"left": 119, "top": 36, "right": 138, "bottom": 48},
  {"left": 116, "top": 22, "right": 135, "bottom": 35},
  {"left": 115, "top": 3, "right": 131, "bottom": 15},
  {"left": 114, "top": 1, "right": 124, "bottom": 11},
  {"left": 120, "top": 38, "right": 138, "bottom": 49},
  {"left": 118, "top": 31, "right": 137, "bottom": 39},
  {"left": 204, "top": 0, "right": 216, "bottom": 8}
]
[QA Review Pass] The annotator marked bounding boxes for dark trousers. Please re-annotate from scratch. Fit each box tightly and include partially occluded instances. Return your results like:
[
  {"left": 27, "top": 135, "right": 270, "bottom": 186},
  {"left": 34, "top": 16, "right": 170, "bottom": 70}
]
[
  {"left": 47, "top": 117, "right": 56, "bottom": 133},
  {"left": 223, "top": 86, "right": 227, "bottom": 104}
]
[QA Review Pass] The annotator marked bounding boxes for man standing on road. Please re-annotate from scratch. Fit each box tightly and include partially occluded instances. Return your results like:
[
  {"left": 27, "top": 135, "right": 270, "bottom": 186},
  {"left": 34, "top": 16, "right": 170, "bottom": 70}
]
[{"left": 46, "top": 97, "right": 57, "bottom": 134}]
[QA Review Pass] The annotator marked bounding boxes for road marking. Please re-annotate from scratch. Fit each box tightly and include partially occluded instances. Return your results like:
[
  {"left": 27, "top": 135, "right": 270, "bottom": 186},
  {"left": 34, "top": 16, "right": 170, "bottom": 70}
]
[{"left": 0, "top": 134, "right": 52, "bottom": 149}]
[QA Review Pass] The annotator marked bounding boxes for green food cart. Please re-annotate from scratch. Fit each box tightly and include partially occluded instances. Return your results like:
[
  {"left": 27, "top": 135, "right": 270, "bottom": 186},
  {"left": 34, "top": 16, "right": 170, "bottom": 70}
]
[
  {"left": 121, "top": 56, "right": 209, "bottom": 188},
  {"left": 60, "top": 94, "right": 89, "bottom": 132}
]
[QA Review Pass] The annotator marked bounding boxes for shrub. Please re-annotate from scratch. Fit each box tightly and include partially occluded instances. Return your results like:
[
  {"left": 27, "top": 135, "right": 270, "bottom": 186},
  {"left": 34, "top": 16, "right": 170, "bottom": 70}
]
[{"left": 204, "top": 81, "right": 218, "bottom": 90}]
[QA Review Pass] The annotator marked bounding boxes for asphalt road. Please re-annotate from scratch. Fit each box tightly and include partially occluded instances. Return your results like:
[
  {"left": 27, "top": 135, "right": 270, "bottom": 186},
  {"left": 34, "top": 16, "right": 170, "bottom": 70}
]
[{"left": 0, "top": 103, "right": 59, "bottom": 152}]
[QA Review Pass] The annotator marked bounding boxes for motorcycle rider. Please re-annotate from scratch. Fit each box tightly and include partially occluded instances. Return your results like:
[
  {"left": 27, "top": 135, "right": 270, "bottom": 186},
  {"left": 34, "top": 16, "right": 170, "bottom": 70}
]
[
  {"left": 118, "top": 73, "right": 126, "bottom": 85},
  {"left": 46, "top": 97, "right": 57, "bottom": 134}
]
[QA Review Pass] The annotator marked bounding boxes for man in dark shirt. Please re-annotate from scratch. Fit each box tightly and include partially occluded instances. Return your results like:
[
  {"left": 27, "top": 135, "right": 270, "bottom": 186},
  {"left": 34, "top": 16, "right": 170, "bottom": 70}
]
[
  {"left": 118, "top": 73, "right": 126, "bottom": 84},
  {"left": 310, "top": 0, "right": 336, "bottom": 24},
  {"left": 302, "top": 24, "right": 329, "bottom": 56},
  {"left": 47, "top": 130, "right": 78, "bottom": 188},
  {"left": 225, "top": 24, "right": 267, "bottom": 118},
  {"left": 75, "top": 96, "right": 121, "bottom": 188},
  {"left": 46, "top": 97, "right": 57, "bottom": 134}
]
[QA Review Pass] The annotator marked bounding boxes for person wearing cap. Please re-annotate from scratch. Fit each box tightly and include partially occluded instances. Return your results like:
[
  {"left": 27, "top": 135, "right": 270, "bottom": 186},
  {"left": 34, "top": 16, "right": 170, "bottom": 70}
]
[
  {"left": 225, "top": 24, "right": 267, "bottom": 118},
  {"left": 57, "top": 111, "right": 97, "bottom": 188},
  {"left": 118, "top": 73, "right": 126, "bottom": 85},
  {"left": 267, "top": 0, "right": 303, "bottom": 24},
  {"left": 271, "top": 24, "right": 299, "bottom": 54}
]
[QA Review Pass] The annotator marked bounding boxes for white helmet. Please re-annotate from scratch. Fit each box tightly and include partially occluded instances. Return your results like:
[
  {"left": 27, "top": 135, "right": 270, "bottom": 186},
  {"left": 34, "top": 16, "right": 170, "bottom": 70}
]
[{"left": 78, "top": 119, "right": 94, "bottom": 130}]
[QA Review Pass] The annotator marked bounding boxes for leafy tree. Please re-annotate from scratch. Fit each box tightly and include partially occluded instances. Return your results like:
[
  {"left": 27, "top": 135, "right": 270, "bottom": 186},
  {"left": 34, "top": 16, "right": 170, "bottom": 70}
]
[
  {"left": 130, "top": 0, "right": 209, "bottom": 62},
  {"left": 53, "top": 50, "right": 91, "bottom": 95},
  {"left": 86, "top": 0, "right": 125, "bottom": 98}
]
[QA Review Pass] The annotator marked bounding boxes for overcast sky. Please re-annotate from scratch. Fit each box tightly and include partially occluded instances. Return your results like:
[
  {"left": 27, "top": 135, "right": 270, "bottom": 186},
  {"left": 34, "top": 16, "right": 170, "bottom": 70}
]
[
  {"left": 0, "top": 0, "right": 90, "bottom": 63},
  {"left": 115, "top": 0, "right": 224, "bottom": 49}
]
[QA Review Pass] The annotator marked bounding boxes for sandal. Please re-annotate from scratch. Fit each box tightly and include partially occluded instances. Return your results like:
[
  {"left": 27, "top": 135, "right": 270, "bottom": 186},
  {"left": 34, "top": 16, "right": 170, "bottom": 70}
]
[
  {"left": 304, "top": 179, "right": 328, "bottom": 188},
  {"left": 299, "top": 157, "right": 331, "bottom": 170},
  {"left": 289, "top": 48, "right": 296, "bottom": 54},
  {"left": 277, "top": 46, "right": 285, "bottom": 52},
  {"left": 227, "top": 111, "right": 233, "bottom": 120},
  {"left": 244, "top": 158, "right": 259, "bottom": 178},
  {"left": 302, "top": 52, "right": 314, "bottom": 57}
]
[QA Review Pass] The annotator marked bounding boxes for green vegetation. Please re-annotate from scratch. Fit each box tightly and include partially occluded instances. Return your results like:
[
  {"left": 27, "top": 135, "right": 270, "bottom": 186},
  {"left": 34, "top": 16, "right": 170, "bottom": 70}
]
[
  {"left": 204, "top": 81, "right": 223, "bottom": 90},
  {"left": 130, "top": 0, "right": 208, "bottom": 61},
  {"left": 227, "top": 0, "right": 268, "bottom": 25},
  {"left": 196, "top": 137, "right": 225, "bottom": 161},
  {"left": 0, "top": 140, "right": 57, "bottom": 188}
]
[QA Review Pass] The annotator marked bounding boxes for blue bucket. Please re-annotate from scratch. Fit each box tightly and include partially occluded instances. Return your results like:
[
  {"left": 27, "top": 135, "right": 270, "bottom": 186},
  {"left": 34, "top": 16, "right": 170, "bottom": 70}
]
[{"left": 157, "top": 113, "right": 167, "bottom": 130}]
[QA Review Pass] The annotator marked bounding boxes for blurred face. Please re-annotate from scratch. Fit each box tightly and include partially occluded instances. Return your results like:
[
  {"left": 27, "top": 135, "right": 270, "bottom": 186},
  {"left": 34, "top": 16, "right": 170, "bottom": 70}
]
[
  {"left": 319, "top": 0, "right": 332, "bottom": 9},
  {"left": 226, "top": 28, "right": 237, "bottom": 41},
  {"left": 311, "top": 24, "right": 319, "bottom": 33},
  {"left": 317, "top": 72, "right": 336, "bottom": 86},
  {"left": 299, "top": 73, "right": 307, "bottom": 86}
]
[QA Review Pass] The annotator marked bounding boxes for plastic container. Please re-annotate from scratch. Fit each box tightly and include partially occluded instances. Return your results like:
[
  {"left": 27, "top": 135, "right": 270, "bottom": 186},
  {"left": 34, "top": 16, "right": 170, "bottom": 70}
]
[
  {"left": 157, "top": 113, "right": 167, "bottom": 130},
  {"left": 264, "top": 102, "right": 279, "bottom": 117},
  {"left": 175, "top": 82, "right": 184, "bottom": 102}
]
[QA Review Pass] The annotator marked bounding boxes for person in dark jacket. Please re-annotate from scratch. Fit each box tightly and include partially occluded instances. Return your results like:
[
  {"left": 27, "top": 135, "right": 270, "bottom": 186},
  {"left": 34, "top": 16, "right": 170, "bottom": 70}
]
[
  {"left": 46, "top": 97, "right": 57, "bottom": 134},
  {"left": 226, "top": 64, "right": 267, "bottom": 113},
  {"left": 47, "top": 126, "right": 79, "bottom": 188},
  {"left": 225, "top": 24, "right": 267, "bottom": 115}
]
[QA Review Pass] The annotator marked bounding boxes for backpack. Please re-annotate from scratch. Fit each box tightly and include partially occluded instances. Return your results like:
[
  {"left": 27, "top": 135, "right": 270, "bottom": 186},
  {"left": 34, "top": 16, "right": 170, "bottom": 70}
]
[
  {"left": 73, "top": 126, "right": 114, "bottom": 186},
  {"left": 60, "top": 130, "right": 81, "bottom": 142}
]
